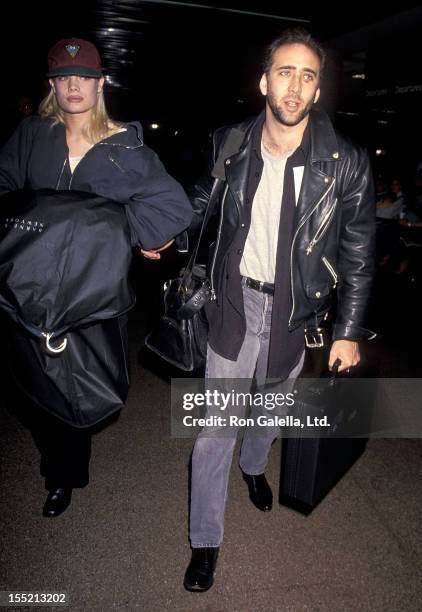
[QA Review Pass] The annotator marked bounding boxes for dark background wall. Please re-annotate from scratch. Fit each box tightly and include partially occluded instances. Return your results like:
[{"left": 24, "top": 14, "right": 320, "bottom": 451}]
[{"left": 1, "top": 2, "right": 421, "bottom": 187}]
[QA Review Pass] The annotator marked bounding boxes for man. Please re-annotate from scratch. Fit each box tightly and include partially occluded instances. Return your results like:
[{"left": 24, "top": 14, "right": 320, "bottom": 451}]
[{"left": 183, "top": 28, "right": 375, "bottom": 592}]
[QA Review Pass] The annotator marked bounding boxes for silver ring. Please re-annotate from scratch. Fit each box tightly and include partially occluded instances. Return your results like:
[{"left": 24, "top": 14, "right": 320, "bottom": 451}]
[{"left": 41, "top": 331, "right": 67, "bottom": 354}]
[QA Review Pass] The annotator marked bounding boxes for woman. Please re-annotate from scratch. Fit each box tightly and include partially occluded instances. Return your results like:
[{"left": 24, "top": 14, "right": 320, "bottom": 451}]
[{"left": 0, "top": 37, "right": 192, "bottom": 517}]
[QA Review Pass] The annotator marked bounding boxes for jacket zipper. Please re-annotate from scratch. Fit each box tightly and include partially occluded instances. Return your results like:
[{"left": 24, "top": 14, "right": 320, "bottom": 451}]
[
  {"left": 289, "top": 177, "right": 336, "bottom": 326},
  {"left": 306, "top": 198, "right": 337, "bottom": 254},
  {"left": 108, "top": 152, "right": 126, "bottom": 173},
  {"left": 55, "top": 159, "right": 67, "bottom": 189},
  {"left": 68, "top": 163, "right": 74, "bottom": 189},
  {"left": 97, "top": 142, "right": 143, "bottom": 150},
  {"left": 322, "top": 256, "right": 338, "bottom": 287},
  {"left": 210, "top": 184, "right": 229, "bottom": 300},
  {"left": 322, "top": 254, "right": 377, "bottom": 340},
  {"left": 65, "top": 140, "right": 143, "bottom": 189}
]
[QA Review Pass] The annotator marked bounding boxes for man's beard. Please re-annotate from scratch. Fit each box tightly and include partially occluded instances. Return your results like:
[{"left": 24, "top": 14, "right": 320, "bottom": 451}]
[{"left": 267, "top": 91, "right": 316, "bottom": 127}]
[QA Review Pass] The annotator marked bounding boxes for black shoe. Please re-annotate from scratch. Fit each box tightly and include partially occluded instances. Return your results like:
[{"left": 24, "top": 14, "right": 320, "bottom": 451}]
[
  {"left": 42, "top": 488, "right": 72, "bottom": 518},
  {"left": 242, "top": 472, "right": 273, "bottom": 512},
  {"left": 184, "top": 547, "right": 219, "bottom": 592}
]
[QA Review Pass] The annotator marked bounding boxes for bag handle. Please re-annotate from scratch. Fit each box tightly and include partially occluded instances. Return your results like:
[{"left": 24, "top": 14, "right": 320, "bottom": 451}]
[
  {"left": 328, "top": 358, "right": 341, "bottom": 386},
  {"left": 180, "top": 127, "right": 247, "bottom": 291}
]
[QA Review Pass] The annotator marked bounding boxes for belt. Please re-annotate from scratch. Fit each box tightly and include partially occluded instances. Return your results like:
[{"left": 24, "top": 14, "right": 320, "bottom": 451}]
[
  {"left": 243, "top": 276, "right": 275, "bottom": 295},
  {"left": 304, "top": 328, "right": 325, "bottom": 348}
]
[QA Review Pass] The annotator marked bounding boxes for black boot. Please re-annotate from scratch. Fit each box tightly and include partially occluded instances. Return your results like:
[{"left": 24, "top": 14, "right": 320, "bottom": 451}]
[
  {"left": 184, "top": 547, "right": 219, "bottom": 592},
  {"left": 42, "top": 488, "right": 72, "bottom": 518},
  {"left": 242, "top": 472, "right": 272, "bottom": 511}
]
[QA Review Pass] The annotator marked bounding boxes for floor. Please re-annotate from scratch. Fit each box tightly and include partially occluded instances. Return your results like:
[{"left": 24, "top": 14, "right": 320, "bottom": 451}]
[{"left": 1, "top": 267, "right": 421, "bottom": 611}]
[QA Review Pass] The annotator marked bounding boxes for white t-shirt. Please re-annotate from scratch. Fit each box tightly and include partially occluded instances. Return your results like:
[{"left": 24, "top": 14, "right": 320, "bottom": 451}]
[
  {"left": 239, "top": 145, "right": 294, "bottom": 284},
  {"left": 69, "top": 155, "right": 84, "bottom": 173}
]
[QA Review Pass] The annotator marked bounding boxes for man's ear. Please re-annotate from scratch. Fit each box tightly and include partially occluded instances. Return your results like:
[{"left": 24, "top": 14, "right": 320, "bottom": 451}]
[
  {"left": 314, "top": 87, "right": 320, "bottom": 104},
  {"left": 259, "top": 73, "right": 268, "bottom": 97}
]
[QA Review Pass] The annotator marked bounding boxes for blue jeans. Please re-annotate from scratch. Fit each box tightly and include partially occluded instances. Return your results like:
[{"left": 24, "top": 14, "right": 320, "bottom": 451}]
[{"left": 189, "top": 282, "right": 305, "bottom": 547}]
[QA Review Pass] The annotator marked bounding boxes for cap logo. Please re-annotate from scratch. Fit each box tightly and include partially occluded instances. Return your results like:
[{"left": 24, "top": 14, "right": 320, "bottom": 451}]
[{"left": 65, "top": 44, "right": 80, "bottom": 58}]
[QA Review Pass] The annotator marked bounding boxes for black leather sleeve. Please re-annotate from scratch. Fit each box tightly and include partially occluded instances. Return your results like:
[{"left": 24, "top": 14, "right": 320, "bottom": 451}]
[{"left": 333, "top": 147, "right": 377, "bottom": 341}]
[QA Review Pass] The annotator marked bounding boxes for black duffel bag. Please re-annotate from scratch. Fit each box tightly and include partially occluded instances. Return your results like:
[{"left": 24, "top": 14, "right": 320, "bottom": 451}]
[
  {"left": 0, "top": 189, "right": 135, "bottom": 426},
  {"left": 145, "top": 263, "right": 210, "bottom": 371},
  {"left": 144, "top": 126, "right": 247, "bottom": 371}
]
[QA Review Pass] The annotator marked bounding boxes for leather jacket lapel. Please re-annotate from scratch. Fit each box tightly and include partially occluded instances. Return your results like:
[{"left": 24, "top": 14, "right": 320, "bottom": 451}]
[
  {"left": 296, "top": 164, "right": 334, "bottom": 227},
  {"left": 224, "top": 113, "right": 263, "bottom": 213},
  {"left": 295, "top": 109, "right": 340, "bottom": 225},
  {"left": 225, "top": 145, "right": 251, "bottom": 212}
]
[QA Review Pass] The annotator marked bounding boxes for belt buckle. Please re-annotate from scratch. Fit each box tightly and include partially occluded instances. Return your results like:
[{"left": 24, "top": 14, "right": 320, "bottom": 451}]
[
  {"left": 245, "top": 277, "right": 259, "bottom": 291},
  {"left": 304, "top": 328, "right": 324, "bottom": 348},
  {"left": 258, "top": 280, "right": 264, "bottom": 292}
]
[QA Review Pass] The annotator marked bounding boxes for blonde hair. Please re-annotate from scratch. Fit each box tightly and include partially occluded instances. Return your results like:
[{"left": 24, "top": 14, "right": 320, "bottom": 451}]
[{"left": 39, "top": 85, "right": 122, "bottom": 144}]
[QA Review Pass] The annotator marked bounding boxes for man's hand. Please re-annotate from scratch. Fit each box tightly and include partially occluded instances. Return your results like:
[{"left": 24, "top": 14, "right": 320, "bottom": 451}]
[
  {"left": 139, "top": 239, "right": 175, "bottom": 260},
  {"left": 328, "top": 339, "right": 360, "bottom": 372}
]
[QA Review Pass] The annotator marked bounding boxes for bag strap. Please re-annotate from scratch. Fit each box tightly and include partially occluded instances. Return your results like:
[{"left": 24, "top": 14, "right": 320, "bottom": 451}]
[
  {"left": 211, "top": 127, "right": 247, "bottom": 180},
  {"left": 181, "top": 126, "right": 247, "bottom": 289}
]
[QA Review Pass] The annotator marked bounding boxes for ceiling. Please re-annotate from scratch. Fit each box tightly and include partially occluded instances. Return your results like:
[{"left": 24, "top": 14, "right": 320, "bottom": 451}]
[
  {"left": 2, "top": 1, "right": 422, "bottom": 155},
  {"left": 5, "top": 2, "right": 420, "bottom": 95}
]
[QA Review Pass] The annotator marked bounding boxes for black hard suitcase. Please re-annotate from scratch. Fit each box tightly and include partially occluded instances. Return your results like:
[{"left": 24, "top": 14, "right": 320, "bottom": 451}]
[
  {"left": 279, "top": 356, "right": 377, "bottom": 514},
  {"left": 280, "top": 436, "right": 367, "bottom": 514}
]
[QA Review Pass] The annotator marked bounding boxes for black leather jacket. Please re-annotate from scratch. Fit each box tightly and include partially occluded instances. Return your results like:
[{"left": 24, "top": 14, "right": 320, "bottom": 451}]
[{"left": 189, "top": 108, "right": 376, "bottom": 349}]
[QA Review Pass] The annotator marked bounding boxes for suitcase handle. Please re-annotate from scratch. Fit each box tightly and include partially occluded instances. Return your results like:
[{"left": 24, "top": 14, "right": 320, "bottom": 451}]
[
  {"left": 328, "top": 359, "right": 341, "bottom": 386},
  {"left": 331, "top": 358, "right": 341, "bottom": 376}
]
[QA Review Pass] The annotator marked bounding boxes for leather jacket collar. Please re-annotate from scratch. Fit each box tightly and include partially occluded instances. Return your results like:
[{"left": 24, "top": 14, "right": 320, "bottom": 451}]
[
  {"left": 309, "top": 108, "right": 342, "bottom": 162},
  {"left": 234, "top": 107, "right": 340, "bottom": 163}
]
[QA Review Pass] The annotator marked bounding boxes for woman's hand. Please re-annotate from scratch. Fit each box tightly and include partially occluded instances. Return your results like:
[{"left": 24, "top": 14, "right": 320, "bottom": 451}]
[{"left": 138, "top": 239, "right": 175, "bottom": 260}]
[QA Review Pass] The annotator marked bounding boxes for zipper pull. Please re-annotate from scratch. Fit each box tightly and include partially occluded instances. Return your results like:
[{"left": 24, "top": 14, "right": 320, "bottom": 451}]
[
  {"left": 210, "top": 288, "right": 216, "bottom": 301},
  {"left": 306, "top": 242, "right": 315, "bottom": 255}
]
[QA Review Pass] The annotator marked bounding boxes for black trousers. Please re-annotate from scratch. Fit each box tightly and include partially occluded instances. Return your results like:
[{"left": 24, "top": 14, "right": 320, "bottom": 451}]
[{"left": 30, "top": 409, "right": 92, "bottom": 490}]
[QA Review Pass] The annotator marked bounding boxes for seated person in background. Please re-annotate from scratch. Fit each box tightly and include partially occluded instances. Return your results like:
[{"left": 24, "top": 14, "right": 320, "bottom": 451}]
[
  {"left": 375, "top": 177, "right": 387, "bottom": 203},
  {"left": 400, "top": 174, "right": 422, "bottom": 224},
  {"left": 376, "top": 178, "right": 405, "bottom": 220}
]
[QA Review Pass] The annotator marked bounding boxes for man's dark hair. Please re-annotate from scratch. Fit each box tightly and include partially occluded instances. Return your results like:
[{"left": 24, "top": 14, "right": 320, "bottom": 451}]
[{"left": 262, "top": 27, "right": 326, "bottom": 75}]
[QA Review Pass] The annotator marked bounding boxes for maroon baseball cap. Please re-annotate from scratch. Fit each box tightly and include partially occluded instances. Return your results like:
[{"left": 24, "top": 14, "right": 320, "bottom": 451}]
[{"left": 47, "top": 37, "right": 102, "bottom": 78}]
